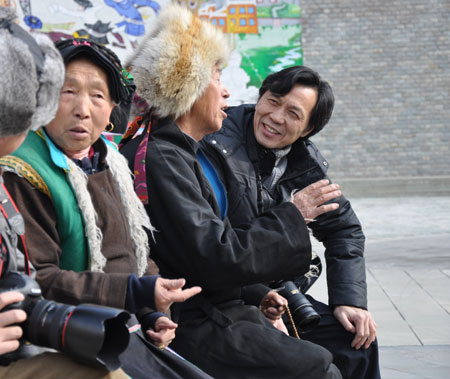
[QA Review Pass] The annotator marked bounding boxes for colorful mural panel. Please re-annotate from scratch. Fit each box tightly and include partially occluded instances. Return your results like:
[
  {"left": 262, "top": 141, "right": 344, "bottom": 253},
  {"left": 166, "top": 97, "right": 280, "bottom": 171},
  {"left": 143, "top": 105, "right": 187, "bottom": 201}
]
[{"left": 4, "top": 0, "right": 302, "bottom": 104}]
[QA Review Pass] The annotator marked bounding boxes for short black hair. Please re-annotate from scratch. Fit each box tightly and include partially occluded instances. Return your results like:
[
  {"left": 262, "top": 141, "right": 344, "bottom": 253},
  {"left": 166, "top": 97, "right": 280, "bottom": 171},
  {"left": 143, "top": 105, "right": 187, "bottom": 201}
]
[{"left": 259, "top": 66, "right": 334, "bottom": 138}]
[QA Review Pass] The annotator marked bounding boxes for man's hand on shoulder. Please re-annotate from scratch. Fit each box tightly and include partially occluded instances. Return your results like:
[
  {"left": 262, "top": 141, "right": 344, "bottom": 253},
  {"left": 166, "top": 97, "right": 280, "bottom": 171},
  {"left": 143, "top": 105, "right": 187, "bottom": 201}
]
[
  {"left": 333, "top": 305, "right": 377, "bottom": 350},
  {"left": 291, "top": 179, "right": 341, "bottom": 224},
  {"left": 0, "top": 291, "right": 27, "bottom": 355}
]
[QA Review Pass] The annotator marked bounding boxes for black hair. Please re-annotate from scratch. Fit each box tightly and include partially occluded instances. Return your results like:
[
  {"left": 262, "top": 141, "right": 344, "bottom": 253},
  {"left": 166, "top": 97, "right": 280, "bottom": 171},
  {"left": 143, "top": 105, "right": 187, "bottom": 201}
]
[
  {"left": 55, "top": 38, "right": 123, "bottom": 77},
  {"left": 259, "top": 66, "right": 334, "bottom": 138}
]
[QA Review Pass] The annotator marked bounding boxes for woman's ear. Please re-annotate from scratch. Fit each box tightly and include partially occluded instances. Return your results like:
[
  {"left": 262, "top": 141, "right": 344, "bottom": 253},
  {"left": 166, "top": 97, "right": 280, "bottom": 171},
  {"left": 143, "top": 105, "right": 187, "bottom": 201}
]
[{"left": 109, "top": 102, "right": 132, "bottom": 134}]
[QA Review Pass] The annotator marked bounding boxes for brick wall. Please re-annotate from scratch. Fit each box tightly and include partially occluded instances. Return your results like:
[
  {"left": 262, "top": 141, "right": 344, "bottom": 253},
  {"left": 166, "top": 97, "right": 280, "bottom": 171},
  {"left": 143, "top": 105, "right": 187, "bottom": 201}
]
[{"left": 300, "top": 0, "right": 450, "bottom": 194}]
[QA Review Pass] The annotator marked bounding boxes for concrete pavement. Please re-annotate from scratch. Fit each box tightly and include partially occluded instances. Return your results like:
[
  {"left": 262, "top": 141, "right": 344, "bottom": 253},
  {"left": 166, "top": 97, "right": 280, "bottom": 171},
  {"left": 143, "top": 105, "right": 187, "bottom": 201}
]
[{"left": 308, "top": 196, "right": 450, "bottom": 379}]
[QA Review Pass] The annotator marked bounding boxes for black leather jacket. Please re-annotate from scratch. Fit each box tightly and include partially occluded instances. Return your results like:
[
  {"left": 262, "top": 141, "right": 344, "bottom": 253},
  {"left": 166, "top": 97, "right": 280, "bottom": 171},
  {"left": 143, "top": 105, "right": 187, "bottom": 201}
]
[{"left": 202, "top": 104, "right": 368, "bottom": 309}]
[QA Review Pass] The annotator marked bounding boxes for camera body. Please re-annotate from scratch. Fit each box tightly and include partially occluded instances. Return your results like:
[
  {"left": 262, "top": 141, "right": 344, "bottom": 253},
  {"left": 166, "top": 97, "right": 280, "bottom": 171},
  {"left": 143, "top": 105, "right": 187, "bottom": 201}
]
[
  {"left": 0, "top": 271, "right": 42, "bottom": 313},
  {"left": 276, "top": 280, "right": 321, "bottom": 333},
  {"left": 0, "top": 271, "right": 131, "bottom": 370}
]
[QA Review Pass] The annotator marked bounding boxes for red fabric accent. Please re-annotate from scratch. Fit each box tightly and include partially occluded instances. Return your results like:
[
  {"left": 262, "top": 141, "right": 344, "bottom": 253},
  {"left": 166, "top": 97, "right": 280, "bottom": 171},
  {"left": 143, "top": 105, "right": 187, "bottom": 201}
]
[
  {"left": 0, "top": 183, "right": 31, "bottom": 276},
  {"left": 88, "top": 146, "right": 95, "bottom": 159},
  {"left": 62, "top": 310, "right": 75, "bottom": 349}
]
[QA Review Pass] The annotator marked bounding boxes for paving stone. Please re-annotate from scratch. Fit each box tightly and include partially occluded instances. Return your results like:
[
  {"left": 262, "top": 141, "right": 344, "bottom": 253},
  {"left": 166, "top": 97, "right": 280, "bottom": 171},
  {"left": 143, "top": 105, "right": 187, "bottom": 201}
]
[
  {"left": 371, "top": 268, "right": 450, "bottom": 344},
  {"left": 367, "top": 269, "right": 421, "bottom": 346},
  {"left": 379, "top": 346, "right": 450, "bottom": 379},
  {"left": 407, "top": 270, "right": 450, "bottom": 310},
  {"left": 302, "top": 196, "right": 450, "bottom": 373}
]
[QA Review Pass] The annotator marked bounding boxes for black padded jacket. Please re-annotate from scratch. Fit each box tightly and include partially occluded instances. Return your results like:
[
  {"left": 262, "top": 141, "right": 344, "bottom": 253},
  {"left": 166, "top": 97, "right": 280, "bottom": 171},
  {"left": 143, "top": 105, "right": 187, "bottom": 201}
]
[
  {"left": 202, "top": 104, "right": 368, "bottom": 309},
  {"left": 121, "top": 116, "right": 314, "bottom": 315}
]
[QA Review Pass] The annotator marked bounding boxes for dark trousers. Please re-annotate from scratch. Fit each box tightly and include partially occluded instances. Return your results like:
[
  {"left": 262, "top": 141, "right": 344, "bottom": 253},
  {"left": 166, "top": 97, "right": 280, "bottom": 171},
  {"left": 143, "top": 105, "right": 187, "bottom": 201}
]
[
  {"left": 171, "top": 302, "right": 342, "bottom": 379},
  {"left": 299, "top": 297, "right": 381, "bottom": 379}
]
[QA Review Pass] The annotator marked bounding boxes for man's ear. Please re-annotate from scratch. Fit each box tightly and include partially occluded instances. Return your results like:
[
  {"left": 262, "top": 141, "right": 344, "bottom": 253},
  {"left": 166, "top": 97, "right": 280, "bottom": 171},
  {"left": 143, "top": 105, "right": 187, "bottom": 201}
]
[{"left": 300, "top": 125, "right": 313, "bottom": 138}]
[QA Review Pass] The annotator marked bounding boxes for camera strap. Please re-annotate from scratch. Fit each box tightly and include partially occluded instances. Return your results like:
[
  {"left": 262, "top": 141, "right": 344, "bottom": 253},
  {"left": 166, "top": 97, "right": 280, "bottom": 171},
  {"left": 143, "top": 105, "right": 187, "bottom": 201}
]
[{"left": 0, "top": 183, "right": 31, "bottom": 276}]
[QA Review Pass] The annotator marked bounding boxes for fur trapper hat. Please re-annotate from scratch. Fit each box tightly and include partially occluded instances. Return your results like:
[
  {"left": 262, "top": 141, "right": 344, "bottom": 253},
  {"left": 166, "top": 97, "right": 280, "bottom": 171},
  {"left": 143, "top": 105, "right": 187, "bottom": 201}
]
[
  {"left": 127, "top": 3, "right": 231, "bottom": 119},
  {"left": 0, "top": 7, "right": 64, "bottom": 136}
]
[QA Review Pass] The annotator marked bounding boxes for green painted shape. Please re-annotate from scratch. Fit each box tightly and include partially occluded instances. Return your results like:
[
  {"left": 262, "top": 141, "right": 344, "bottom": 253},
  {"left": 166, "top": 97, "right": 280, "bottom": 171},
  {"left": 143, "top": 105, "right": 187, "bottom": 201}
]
[
  {"left": 257, "top": 2, "right": 301, "bottom": 18},
  {"left": 241, "top": 44, "right": 303, "bottom": 87},
  {"left": 276, "top": 3, "right": 301, "bottom": 18},
  {"left": 257, "top": 7, "right": 271, "bottom": 18},
  {"left": 235, "top": 24, "right": 303, "bottom": 88},
  {"left": 235, "top": 25, "right": 301, "bottom": 51}
]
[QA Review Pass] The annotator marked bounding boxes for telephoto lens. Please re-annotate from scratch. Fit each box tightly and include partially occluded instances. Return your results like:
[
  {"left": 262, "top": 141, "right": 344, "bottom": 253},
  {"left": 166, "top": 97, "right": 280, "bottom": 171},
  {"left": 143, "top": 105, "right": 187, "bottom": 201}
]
[
  {"left": 0, "top": 271, "right": 130, "bottom": 370},
  {"left": 277, "top": 280, "right": 321, "bottom": 333}
]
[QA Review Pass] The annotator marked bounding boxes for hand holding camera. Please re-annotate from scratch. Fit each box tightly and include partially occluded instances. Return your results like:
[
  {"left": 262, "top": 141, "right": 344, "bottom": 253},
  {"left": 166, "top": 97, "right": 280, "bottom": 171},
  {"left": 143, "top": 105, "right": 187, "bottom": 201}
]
[
  {"left": 260, "top": 290, "right": 288, "bottom": 322},
  {"left": 0, "top": 291, "right": 26, "bottom": 355},
  {"left": 275, "top": 281, "right": 321, "bottom": 334}
]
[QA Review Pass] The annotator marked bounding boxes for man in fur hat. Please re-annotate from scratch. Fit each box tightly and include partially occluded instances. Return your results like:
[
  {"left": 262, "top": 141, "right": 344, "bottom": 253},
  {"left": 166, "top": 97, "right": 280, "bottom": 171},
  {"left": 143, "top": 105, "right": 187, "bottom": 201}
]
[
  {"left": 121, "top": 4, "right": 342, "bottom": 378},
  {"left": 0, "top": 6, "right": 130, "bottom": 378}
]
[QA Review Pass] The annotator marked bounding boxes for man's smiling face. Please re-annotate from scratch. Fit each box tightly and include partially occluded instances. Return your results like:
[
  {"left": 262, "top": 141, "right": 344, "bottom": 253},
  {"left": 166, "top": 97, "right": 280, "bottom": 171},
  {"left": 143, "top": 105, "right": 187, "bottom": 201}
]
[{"left": 253, "top": 84, "right": 318, "bottom": 149}]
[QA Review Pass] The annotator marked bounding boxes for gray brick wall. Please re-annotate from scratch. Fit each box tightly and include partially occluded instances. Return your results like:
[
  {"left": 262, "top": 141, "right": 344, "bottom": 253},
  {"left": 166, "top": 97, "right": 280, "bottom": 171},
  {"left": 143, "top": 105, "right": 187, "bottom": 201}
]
[{"left": 300, "top": 0, "right": 450, "bottom": 186}]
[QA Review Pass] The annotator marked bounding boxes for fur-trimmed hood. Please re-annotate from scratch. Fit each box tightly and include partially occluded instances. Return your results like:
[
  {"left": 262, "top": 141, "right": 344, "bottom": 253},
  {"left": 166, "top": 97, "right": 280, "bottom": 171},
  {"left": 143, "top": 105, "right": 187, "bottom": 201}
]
[{"left": 127, "top": 4, "right": 231, "bottom": 119}]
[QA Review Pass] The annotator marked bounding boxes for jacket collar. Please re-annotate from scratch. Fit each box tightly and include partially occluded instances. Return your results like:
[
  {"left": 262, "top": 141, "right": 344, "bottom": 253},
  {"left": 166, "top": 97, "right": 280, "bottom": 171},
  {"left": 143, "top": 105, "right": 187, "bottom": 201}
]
[
  {"left": 151, "top": 116, "right": 200, "bottom": 154},
  {"left": 38, "top": 128, "right": 112, "bottom": 172}
]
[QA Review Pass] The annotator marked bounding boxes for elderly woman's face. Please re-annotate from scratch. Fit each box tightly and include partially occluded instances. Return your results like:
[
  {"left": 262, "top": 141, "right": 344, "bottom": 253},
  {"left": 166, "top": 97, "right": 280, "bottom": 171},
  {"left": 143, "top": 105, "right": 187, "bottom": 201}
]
[
  {"left": 45, "top": 58, "right": 115, "bottom": 158},
  {"left": 189, "top": 64, "right": 230, "bottom": 138}
]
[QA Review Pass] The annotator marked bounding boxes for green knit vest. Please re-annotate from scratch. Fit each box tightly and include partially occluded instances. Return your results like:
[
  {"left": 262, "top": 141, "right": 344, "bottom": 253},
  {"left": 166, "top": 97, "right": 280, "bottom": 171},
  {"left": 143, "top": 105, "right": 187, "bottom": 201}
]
[{"left": 8, "top": 132, "right": 89, "bottom": 271}]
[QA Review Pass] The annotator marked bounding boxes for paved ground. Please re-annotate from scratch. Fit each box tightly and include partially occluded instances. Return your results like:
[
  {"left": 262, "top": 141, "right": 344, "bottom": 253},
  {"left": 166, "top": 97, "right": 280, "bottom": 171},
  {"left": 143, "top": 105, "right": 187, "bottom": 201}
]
[{"left": 308, "top": 196, "right": 450, "bottom": 379}]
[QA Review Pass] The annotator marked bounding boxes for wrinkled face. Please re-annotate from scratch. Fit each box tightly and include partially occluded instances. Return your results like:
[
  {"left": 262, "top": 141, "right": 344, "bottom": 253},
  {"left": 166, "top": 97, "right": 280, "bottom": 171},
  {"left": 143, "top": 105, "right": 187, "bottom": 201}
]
[
  {"left": 0, "top": 131, "right": 28, "bottom": 157},
  {"left": 45, "top": 58, "right": 115, "bottom": 158},
  {"left": 254, "top": 85, "right": 318, "bottom": 149},
  {"left": 189, "top": 64, "right": 230, "bottom": 139}
]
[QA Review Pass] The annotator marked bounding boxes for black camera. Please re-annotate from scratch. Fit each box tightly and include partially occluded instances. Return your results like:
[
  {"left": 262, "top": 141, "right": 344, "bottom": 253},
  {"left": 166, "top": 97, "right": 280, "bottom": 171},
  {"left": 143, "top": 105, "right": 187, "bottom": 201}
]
[
  {"left": 0, "top": 271, "right": 131, "bottom": 370},
  {"left": 276, "top": 281, "right": 320, "bottom": 333}
]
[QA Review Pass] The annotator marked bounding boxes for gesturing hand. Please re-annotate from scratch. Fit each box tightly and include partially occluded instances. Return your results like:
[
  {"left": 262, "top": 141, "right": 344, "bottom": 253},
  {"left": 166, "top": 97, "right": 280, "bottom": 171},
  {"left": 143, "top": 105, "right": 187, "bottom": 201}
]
[
  {"left": 291, "top": 179, "right": 341, "bottom": 224},
  {"left": 154, "top": 278, "right": 201, "bottom": 314},
  {"left": 0, "top": 291, "right": 27, "bottom": 355}
]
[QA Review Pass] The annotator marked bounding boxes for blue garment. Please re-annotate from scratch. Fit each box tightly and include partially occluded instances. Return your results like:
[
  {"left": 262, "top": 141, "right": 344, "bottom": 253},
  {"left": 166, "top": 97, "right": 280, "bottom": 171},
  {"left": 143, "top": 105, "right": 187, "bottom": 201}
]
[
  {"left": 197, "top": 149, "right": 228, "bottom": 220},
  {"left": 125, "top": 274, "right": 165, "bottom": 329},
  {"left": 105, "top": 0, "right": 160, "bottom": 36},
  {"left": 105, "top": 0, "right": 155, "bottom": 21}
]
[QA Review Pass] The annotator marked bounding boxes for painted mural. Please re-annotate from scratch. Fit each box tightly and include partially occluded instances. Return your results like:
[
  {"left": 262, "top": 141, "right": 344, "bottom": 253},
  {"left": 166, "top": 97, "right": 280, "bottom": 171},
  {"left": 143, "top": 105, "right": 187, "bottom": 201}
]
[{"left": 3, "top": 0, "right": 303, "bottom": 105}]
